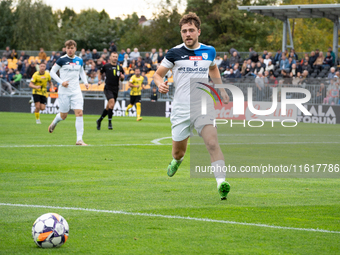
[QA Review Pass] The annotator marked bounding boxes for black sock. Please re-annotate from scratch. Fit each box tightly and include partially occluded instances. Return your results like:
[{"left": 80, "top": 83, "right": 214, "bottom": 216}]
[
  {"left": 108, "top": 109, "right": 113, "bottom": 123},
  {"left": 100, "top": 109, "right": 108, "bottom": 120}
]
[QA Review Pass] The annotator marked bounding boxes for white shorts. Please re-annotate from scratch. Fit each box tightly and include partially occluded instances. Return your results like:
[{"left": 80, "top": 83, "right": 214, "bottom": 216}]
[
  {"left": 58, "top": 93, "right": 84, "bottom": 113},
  {"left": 171, "top": 115, "right": 215, "bottom": 142}
]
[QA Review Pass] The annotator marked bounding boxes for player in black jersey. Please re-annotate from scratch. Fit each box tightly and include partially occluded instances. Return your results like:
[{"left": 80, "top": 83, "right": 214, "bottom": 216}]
[{"left": 96, "top": 52, "right": 125, "bottom": 130}]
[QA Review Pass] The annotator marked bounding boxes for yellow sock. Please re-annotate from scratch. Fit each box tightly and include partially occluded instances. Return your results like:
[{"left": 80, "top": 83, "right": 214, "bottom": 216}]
[
  {"left": 35, "top": 112, "right": 40, "bottom": 120},
  {"left": 126, "top": 104, "right": 133, "bottom": 111},
  {"left": 136, "top": 103, "right": 141, "bottom": 118}
]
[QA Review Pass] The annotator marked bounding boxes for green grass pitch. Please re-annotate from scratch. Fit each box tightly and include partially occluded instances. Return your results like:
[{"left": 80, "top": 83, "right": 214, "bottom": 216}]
[{"left": 0, "top": 112, "right": 339, "bottom": 254}]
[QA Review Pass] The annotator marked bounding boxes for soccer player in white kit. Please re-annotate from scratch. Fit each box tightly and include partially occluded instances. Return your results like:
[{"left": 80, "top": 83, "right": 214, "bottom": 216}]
[
  {"left": 153, "top": 13, "right": 231, "bottom": 200},
  {"left": 49, "top": 40, "right": 89, "bottom": 146}
]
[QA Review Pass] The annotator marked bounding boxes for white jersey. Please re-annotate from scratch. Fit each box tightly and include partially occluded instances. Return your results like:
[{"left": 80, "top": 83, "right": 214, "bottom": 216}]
[
  {"left": 161, "top": 43, "right": 216, "bottom": 120},
  {"left": 50, "top": 55, "right": 87, "bottom": 95}
]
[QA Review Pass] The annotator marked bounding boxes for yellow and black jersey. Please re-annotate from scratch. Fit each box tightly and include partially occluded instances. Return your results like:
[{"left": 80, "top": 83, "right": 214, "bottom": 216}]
[
  {"left": 31, "top": 71, "right": 51, "bottom": 97},
  {"left": 129, "top": 75, "right": 144, "bottom": 96}
]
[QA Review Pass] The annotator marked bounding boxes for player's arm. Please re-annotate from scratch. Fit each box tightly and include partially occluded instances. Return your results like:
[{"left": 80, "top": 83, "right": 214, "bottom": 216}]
[
  {"left": 29, "top": 81, "right": 41, "bottom": 90},
  {"left": 209, "top": 64, "right": 229, "bottom": 104},
  {"left": 97, "top": 70, "right": 103, "bottom": 85},
  {"left": 153, "top": 65, "right": 170, "bottom": 94},
  {"left": 79, "top": 66, "right": 89, "bottom": 90},
  {"left": 50, "top": 64, "right": 69, "bottom": 88}
]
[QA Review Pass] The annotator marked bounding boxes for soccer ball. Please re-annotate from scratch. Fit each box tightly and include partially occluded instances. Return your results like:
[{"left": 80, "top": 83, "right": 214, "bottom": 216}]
[{"left": 32, "top": 213, "right": 69, "bottom": 248}]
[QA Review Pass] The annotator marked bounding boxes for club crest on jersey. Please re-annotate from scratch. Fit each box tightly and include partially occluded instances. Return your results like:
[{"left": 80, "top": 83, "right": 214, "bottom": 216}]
[
  {"left": 76, "top": 61, "right": 79, "bottom": 65},
  {"left": 202, "top": 53, "right": 208, "bottom": 59},
  {"left": 189, "top": 56, "right": 202, "bottom": 61}
]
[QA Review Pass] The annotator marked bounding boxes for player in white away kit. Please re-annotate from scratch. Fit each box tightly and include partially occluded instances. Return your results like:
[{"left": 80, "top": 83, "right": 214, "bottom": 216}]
[
  {"left": 154, "top": 13, "right": 231, "bottom": 200},
  {"left": 49, "top": 40, "right": 89, "bottom": 146}
]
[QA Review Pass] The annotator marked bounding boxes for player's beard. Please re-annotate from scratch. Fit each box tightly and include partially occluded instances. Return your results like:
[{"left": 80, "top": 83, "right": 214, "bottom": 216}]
[{"left": 184, "top": 37, "right": 198, "bottom": 48}]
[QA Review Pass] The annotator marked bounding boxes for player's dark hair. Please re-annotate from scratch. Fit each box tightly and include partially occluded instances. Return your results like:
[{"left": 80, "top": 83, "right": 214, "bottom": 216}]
[
  {"left": 65, "top": 40, "right": 77, "bottom": 48},
  {"left": 135, "top": 68, "right": 140, "bottom": 72},
  {"left": 110, "top": 52, "right": 118, "bottom": 56},
  {"left": 179, "top": 12, "right": 201, "bottom": 30}
]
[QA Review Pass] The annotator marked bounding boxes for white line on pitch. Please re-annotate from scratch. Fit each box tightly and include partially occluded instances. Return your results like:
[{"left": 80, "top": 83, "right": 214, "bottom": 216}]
[
  {"left": 0, "top": 141, "right": 339, "bottom": 148},
  {"left": 0, "top": 203, "right": 339, "bottom": 234}
]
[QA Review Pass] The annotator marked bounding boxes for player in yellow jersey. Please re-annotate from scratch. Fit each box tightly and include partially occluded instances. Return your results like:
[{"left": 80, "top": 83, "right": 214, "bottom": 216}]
[
  {"left": 29, "top": 62, "right": 53, "bottom": 124},
  {"left": 125, "top": 68, "right": 145, "bottom": 121}
]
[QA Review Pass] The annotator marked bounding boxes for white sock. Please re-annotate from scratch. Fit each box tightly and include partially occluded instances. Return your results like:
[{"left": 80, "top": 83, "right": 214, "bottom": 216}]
[
  {"left": 212, "top": 160, "right": 226, "bottom": 187},
  {"left": 173, "top": 157, "right": 184, "bottom": 163},
  {"left": 53, "top": 113, "right": 63, "bottom": 125},
  {"left": 76, "top": 116, "right": 84, "bottom": 141}
]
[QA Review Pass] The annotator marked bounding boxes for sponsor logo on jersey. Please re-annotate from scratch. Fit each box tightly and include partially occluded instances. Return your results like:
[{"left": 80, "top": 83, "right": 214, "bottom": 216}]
[
  {"left": 189, "top": 56, "right": 202, "bottom": 61},
  {"left": 181, "top": 55, "right": 188, "bottom": 58},
  {"left": 69, "top": 63, "right": 76, "bottom": 66}
]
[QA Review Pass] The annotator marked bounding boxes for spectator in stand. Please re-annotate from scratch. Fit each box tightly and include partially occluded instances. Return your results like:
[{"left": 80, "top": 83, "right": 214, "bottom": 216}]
[
  {"left": 245, "top": 62, "right": 257, "bottom": 77},
  {"left": 328, "top": 47, "right": 336, "bottom": 65},
  {"left": 315, "top": 83, "right": 327, "bottom": 103},
  {"left": 309, "top": 51, "right": 317, "bottom": 67},
  {"left": 255, "top": 71, "right": 264, "bottom": 101},
  {"left": 150, "top": 48, "right": 158, "bottom": 63},
  {"left": 290, "top": 49, "right": 298, "bottom": 60},
  {"left": 323, "top": 52, "right": 333, "bottom": 68},
  {"left": 26, "top": 61, "right": 37, "bottom": 79},
  {"left": 85, "top": 49, "right": 92, "bottom": 60},
  {"left": 11, "top": 69, "right": 22, "bottom": 88},
  {"left": 102, "top": 48, "right": 109, "bottom": 61},
  {"left": 38, "top": 48, "right": 47, "bottom": 60},
  {"left": 84, "top": 60, "right": 92, "bottom": 73},
  {"left": 55, "top": 52, "right": 61, "bottom": 60},
  {"left": 229, "top": 51, "right": 240, "bottom": 68},
  {"left": 96, "top": 58, "right": 104, "bottom": 70},
  {"left": 0, "top": 63, "right": 7, "bottom": 78},
  {"left": 266, "top": 60, "right": 275, "bottom": 72},
  {"left": 225, "top": 68, "right": 236, "bottom": 80},
  {"left": 262, "top": 50, "right": 268, "bottom": 59},
  {"left": 61, "top": 47, "right": 67, "bottom": 55},
  {"left": 100, "top": 55, "right": 107, "bottom": 65},
  {"left": 241, "top": 60, "right": 247, "bottom": 76},
  {"left": 301, "top": 59, "right": 312, "bottom": 74},
  {"left": 219, "top": 55, "right": 229, "bottom": 73},
  {"left": 215, "top": 55, "right": 222, "bottom": 67},
  {"left": 129, "top": 48, "right": 140, "bottom": 61},
  {"left": 49, "top": 51, "right": 57, "bottom": 62},
  {"left": 88, "top": 64, "right": 98, "bottom": 76},
  {"left": 10, "top": 49, "right": 18, "bottom": 60},
  {"left": 130, "top": 59, "right": 136, "bottom": 69},
  {"left": 19, "top": 51, "right": 30, "bottom": 61},
  {"left": 273, "top": 49, "right": 282, "bottom": 65},
  {"left": 126, "top": 48, "right": 131, "bottom": 58},
  {"left": 144, "top": 52, "right": 152, "bottom": 65},
  {"left": 157, "top": 51, "right": 164, "bottom": 64},
  {"left": 150, "top": 87, "right": 158, "bottom": 102},
  {"left": 1, "top": 56, "right": 8, "bottom": 66},
  {"left": 7, "top": 68, "right": 14, "bottom": 82},
  {"left": 287, "top": 57, "right": 296, "bottom": 70},
  {"left": 328, "top": 67, "right": 336, "bottom": 79},
  {"left": 290, "top": 63, "right": 298, "bottom": 78},
  {"left": 301, "top": 55, "right": 309, "bottom": 65},
  {"left": 17, "top": 60, "right": 25, "bottom": 75},
  {"left": 122, "top": 54, "right": 130, "bottom": 68},
  {"left": 92, "top": 49, "right": 100, "bottom": 61},
  {"left": 249, "top": 47, "right": 258, "bottom": 62},
  {"left": 313, "top": 51, "right": 324, "bottom": 71},
  {"left": 327, "top": 77, "right": 339, "bottom": 105},
  {"left": 315, "top": 49, "right": 320, "bottom": 58},
  {"left": 268, "top": 71, "right": 278, "bottom": 87},
  {"left": 118, "top": 49, "right": 125, "bottom": 63},
  {"left": 258, "top": 56, "right": 266, "bottom": 69},
  {"left": 3, "top": 46, "right": 11, "bottom": 59},
  {"left": 22, "top": 59, "right": 29, "bottom": 77},
  {"left": 254, "top": 61, "right": 264, "bottom": 75},
  {"left": 109, "top": 41, "right": 117, "bottom": 53},
  {"left": 233, "top": 63, "right": 241, "bottom": 78},
  {"left": 88, "top": 71, "right": 99, "bottom": 85},
  {"left": 298, "top": 70, "right": 310, "bottom": 87},
  {"left": 229, "top": 48, "right": 240, "bottom": 58},
  {"left": 35, "top": 59, "right": 40, "bottom": 72},
  {"left": 264, "top": 54, "right": 271, "bottom": 68},
  {"left": 79, "top": 49, "right": 87, "bottom": 61},
  {"left": 279, "top": 54, "right": 289, "bottom": 72},
  {"left": 280, "top": 69, "right": 292, "bottom": 87}
]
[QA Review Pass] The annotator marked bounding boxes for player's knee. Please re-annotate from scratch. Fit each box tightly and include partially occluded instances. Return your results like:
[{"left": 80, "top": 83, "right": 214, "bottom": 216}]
[
  {"left": 205, "top": 139, "right": 219, "bottom": 152},
  {"left": 172, "top": 149, "right": 185, "bottom": 160}
]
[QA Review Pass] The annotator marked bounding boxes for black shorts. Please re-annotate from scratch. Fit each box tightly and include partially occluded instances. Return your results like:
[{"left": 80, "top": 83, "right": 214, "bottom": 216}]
[
  {"left": 130, "top": 95, "right": 141, "bottom": 105},
  {"left": 104, "top": 87, "right": 118, "bottom": 101},
  {"left": 33, "top": 94, "right": 47, "bottom": 104}
]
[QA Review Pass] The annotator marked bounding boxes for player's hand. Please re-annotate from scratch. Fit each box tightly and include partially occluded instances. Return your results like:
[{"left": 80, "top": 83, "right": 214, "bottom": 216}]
[
  {"left": 98, "top": 80, "right": 102, "bottom": 85},
  {"left": 62, "top": 81, "right": 69, "bottom": 87},
  {"left": 36, "top": 85, "right": 42, "bottom": 90},
  {"left": 84, "top": 84, "right": 89, "bottom": 90},
  {"left": 158, "top": 81, "right": 169, "bottom": 94},
  {"left": 221, "top": 90, "right": 229, "bottom": 104},
  {"left": 120, "top": 74, "right": 125, "bottom": 81}
]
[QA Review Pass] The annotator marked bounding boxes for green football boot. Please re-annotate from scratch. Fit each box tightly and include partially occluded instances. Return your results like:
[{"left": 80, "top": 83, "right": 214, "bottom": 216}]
[
  {"left": 167, "top": 158, "right": 182, "bottom": 177},
  {"left": 218, "top": 181, "right": 231, "bottom": 200}
]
